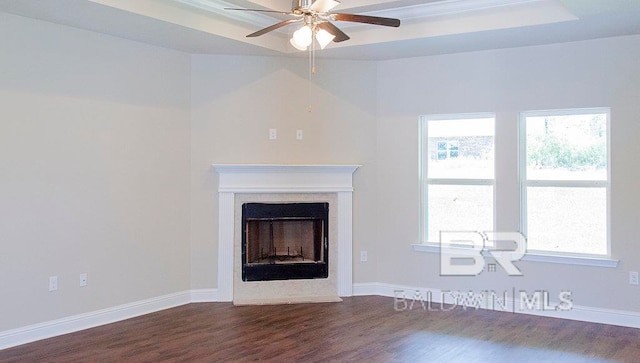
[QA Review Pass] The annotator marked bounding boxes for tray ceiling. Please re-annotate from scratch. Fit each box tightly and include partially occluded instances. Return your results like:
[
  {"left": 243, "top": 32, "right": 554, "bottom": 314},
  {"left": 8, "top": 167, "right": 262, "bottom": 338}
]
[{"left": 1, "top": 0, "right": 640, "bottom": 59}]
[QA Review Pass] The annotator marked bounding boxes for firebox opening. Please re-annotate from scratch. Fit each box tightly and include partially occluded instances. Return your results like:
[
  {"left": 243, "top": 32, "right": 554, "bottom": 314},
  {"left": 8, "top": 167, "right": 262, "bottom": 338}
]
[{"left": 242, "top": 202, "right": 329, "bottom": 282}]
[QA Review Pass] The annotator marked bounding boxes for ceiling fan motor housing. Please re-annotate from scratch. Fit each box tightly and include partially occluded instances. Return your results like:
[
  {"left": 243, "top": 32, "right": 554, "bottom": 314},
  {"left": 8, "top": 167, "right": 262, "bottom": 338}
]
[{"left": 293, "top": 0, "right": 314, "bottom": 11}]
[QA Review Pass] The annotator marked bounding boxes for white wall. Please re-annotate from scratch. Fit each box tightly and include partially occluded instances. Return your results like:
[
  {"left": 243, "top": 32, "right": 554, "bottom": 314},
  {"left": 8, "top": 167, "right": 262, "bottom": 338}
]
[
  {"left": 189, "top": 55, "right": 380, "bottom": 289},
  {"left": 375, "top": 35, "right": 640, "bottom": 311},
  {"left": 0, "top": 13, "right": 191, "bottom": 331}
]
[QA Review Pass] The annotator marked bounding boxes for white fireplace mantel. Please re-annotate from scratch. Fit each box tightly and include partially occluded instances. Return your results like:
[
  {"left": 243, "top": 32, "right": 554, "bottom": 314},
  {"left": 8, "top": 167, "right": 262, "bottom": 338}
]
[
  {"left": 213, "top": 164, "right": 360, "bottom": 193},
  {"left": 212, "top": 164, "right": 360, "bottom": 302}
]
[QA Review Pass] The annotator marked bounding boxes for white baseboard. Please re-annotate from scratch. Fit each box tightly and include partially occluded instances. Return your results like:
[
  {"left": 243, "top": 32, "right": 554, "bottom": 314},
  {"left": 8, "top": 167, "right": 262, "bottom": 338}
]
[
  {"left": 353, "top": 282, "right": 640, "bottom": 329},
  {"left": 3, "top": 284, "right": 639, "bottom": 351},
  {"left": 0, "top": 291, "right": 191, "bottom": 350},
  {"left": 190, "top": 288, "right": 220, "bottom": 303}
]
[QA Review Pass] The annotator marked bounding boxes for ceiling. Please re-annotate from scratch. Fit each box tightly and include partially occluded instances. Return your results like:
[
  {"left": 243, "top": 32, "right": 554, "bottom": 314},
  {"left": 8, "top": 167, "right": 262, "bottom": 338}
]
[{"left": 2, "top": 0, "right": 640, "bottom": 60}]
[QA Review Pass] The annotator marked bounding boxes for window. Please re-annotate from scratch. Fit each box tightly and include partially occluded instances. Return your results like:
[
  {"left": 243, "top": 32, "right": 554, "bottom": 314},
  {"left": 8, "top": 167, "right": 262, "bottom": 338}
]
[
  {"left": 519, "top": 108, "right": 609, "bottom": 256},
  {"left": 420, "top": 114, "right": 495, "bottom": 243}
]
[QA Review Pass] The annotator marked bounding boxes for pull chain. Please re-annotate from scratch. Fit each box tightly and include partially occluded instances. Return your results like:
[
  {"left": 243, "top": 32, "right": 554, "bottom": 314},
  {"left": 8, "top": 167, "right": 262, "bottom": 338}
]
[{"left": 307, "top": 36, "right": 315, "bottom": 113}]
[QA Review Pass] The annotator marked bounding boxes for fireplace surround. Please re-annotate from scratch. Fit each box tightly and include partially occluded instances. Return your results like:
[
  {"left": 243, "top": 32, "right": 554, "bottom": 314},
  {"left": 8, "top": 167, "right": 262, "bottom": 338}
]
[{"left": 213, "top": 164, "right": 359, "bottom": 305}]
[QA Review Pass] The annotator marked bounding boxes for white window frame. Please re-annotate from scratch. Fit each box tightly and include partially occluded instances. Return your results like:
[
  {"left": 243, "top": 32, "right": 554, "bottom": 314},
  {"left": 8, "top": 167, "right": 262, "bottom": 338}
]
[
  {"left": 518, "top": 107, "right": 611, "bottom": 258},
  {"left": 419, "top": 113, "right": 496, "bottom": 244}
]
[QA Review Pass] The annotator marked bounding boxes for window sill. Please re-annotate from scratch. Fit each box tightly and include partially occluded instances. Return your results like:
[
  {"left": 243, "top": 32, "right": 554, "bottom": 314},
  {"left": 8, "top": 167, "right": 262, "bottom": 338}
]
[{"left": 412, "top": 243, "right": 619, "bottom": 268}]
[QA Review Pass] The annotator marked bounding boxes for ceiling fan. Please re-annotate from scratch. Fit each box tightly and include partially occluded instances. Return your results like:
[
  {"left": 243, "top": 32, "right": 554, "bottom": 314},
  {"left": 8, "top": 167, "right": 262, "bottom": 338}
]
[{"left": 226, "top": 0, "right": 401, "bottom": 49}]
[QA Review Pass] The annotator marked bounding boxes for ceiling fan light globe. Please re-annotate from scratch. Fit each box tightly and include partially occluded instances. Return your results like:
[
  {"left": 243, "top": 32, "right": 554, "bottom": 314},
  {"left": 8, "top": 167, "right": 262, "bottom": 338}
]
[
  {"left": 315, "top": 28, "right": 335, "bottom": 49},
  {"left": 290, "top": 37, "right": 308, "bottom": 51},
  {"left": 292, "top": 25, "right": 312, "bottom": 48}
]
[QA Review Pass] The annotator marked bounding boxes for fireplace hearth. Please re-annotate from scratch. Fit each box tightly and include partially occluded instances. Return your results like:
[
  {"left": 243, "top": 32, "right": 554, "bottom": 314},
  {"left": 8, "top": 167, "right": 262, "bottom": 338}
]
[{"left": 242, "top": 202, "right": 329, "bottom": 282}]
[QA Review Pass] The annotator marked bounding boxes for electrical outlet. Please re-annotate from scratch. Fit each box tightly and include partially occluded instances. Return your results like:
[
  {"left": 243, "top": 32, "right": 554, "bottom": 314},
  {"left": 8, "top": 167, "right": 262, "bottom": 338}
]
[
  {"left": 360, "top": 251, "right": 368, "bottom": 262},
  {"left": 630, "top": 271, "right": 639, "bottom": 285},
  {"left": 296, "top": 129, "right": 303, "bottom": 140},
  {"left": 80, "top": 273, "right": 88, "bottom": 287},
  {"left": 269, "top": 128, "right": 277, "bottom": 140},
  {"left": 49, "top": 276, "right": 58, "bottom": 291}
]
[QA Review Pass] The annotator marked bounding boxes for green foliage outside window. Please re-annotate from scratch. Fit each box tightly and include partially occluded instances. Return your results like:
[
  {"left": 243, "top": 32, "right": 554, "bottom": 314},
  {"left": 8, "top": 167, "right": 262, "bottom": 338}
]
[{"left": 527, "top": 116, "right": 606, "bottom": 170}]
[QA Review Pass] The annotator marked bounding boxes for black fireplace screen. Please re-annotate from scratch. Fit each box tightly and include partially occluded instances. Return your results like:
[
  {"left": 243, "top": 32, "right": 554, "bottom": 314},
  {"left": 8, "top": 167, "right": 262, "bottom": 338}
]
[{"left": 242, "top": 202, "right": 329, "bottom": 282}]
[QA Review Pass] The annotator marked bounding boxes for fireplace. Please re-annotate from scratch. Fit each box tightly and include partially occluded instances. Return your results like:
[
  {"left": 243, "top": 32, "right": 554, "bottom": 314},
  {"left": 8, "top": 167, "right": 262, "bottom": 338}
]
[
  {"left": 212, "top": 164, "right": 359, "bottom": 304},
  {"left": 242, "top": 202, "right": 329, "bottom": 281}
]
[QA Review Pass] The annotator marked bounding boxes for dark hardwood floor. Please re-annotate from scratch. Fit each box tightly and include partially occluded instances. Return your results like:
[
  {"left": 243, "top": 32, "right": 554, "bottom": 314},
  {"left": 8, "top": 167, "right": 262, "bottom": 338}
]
[{"left": 1, "top": 296, "right": 639, "bottom": 362}]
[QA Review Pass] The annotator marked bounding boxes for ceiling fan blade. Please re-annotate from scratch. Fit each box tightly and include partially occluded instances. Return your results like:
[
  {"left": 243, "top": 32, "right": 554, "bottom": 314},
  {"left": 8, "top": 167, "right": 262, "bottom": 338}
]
[
  {"left": 316, "top": 21, "right": 349, "bottom": 43},
  {"left": 225, "top": 8, "right": 293, "bottom": 16},
  {"left": 309, "top": 0, "right": 340, "bottom": 13},
  {"left": 333, "top": 13, "right": 401, "bottom": 27},
  {"left": 247, "top": 19, "right": 302, "bottom": 37}
]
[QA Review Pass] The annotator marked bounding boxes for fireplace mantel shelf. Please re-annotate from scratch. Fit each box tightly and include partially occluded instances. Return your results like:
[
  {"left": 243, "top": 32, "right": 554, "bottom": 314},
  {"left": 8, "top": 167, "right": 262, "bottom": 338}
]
[
  {"left": 212, "top": 164, "right": 361, "bottom": 193},
  {"left": 212, "top": 164, "right": 361, "bottom": 173}
]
